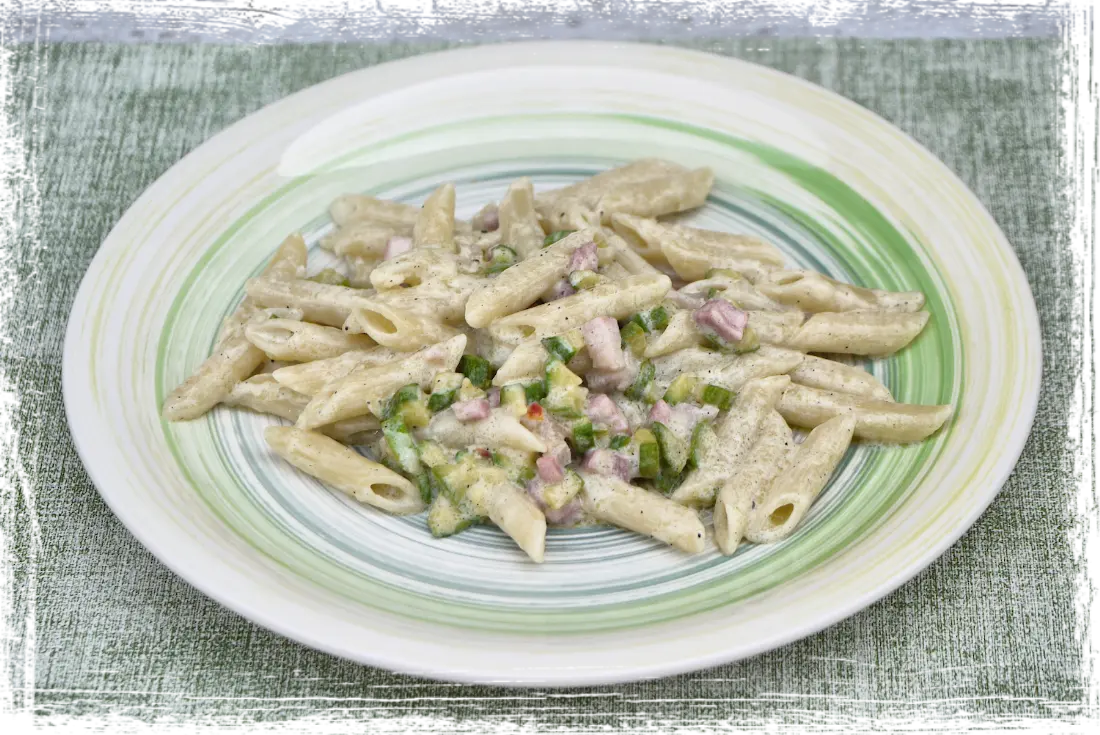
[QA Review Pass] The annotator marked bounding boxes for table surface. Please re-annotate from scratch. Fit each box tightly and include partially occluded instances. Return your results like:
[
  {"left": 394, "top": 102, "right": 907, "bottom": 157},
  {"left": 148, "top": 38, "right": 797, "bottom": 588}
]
[
  {"left": 4, "top": 36, "right": 1088, "bottom": 732},
  {"left": 6, "top": 1, "right": 1067, "bottom": 43}
]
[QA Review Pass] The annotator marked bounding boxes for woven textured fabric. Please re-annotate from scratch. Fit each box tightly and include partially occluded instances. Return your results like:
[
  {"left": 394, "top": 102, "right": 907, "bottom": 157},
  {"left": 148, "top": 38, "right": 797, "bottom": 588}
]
[{"left": 5, "top": 39, "right": 1082, "bottom": 730}]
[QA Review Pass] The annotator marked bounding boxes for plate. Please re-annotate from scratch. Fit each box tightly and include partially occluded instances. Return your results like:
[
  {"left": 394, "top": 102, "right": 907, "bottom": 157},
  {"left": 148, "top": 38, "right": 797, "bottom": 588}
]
[{"left": 63, "top": 41, "right": 1040, "bottom": 685}]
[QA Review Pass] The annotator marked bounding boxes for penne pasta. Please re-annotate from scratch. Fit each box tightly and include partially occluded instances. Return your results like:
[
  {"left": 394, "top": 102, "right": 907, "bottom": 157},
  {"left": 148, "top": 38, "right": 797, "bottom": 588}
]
[
  {"left": 745, "top": 414, "right": 857, "bottom": 544},
  {"left": 787, "top": 354, "right": 894, "bottom": 402},
  {"left": 581, "top": 473, "right": 705, "bottom": 553},
  {"left": 679, "top": 274, "right": 793, "bottom": 312},
  {"left": 346, "top": 304, "right": 464, "bottom": 352},
  {"left": 322, "top": 220, "right": 407, "bottom": 259},
  {"left": 534, "top": 159, "right": 687, "bottom": 217},
  {"left": 465, "top": 228, "right": 609, "bottom": 328},
  {"left": 655, "top": 345, "right": 805, "bottom": 395},
  {"left": 777, "top": 383, "right": 952, "bottom": 443},
  {"left": 497, "top": 178, "right": 545, "bottom": 258},
  {"left": 787, "top": 311, "right": 930, "bottom": 356},
  {"left": 489, "top": 273, "right": 671, "bottom": 344},
  {"left": 245, "top": 277, "right": 375, "bottom": 328},
  {"left": 369, "top": 248, "right": 460, "bottom": 291},
  {"left": 329, "top": 192, "right": 420, "bottom": 230},
  {"left": 244, "top": 318, "right": 375, "bottom": 362},
  {"left": 162, "top": 233, "right": 306, "bottom": 421},
  {"left": 713, "top": 411, "right": 794, "bottom": 555},
  {"left": 671, "top": 374, "right": 791, "bottom": 507},
  {"left": 296, "top": 334, "right": 466, "bottom": 430},
  {"left": 595, "top": 167, "right": 715, "bottom": 223},
  {"left": 223, "top": 374, "right": 310, "bottom": 422},
  {"left": 611, "top": 213, "right": 785, "bottom": 269},
  {"left": 412, "top": 183, "right": 457, "bottom": 251},
  {"left": 271, "top": 348, "right": 399, "bottom": 396},
  {"left": 465, "top": 476, "right": 547, "bottom": 563},
  {"left": 426, "top": 409, "right": 547, "bottom": 453},
  {"left": 757, "top": 270, "right": 925, "bottom": 313},
  {"left": 265, "top": 426, "right": 424, "bottom": 515}
]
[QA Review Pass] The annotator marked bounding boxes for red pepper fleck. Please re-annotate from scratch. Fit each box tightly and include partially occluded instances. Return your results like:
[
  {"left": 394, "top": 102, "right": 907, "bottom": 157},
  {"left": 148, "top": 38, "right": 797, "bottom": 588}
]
[
  {"left": 526, "top": 403, "right": 544, "bottom": 421},
  {"left": 475, "top": 448, "right": 492, "bottom": 459}
]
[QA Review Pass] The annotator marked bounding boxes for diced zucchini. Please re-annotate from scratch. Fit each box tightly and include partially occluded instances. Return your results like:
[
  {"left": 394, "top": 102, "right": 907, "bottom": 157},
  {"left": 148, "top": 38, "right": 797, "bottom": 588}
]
[
  {"left": 492, "top": 448, "right": 537, "bottom": 485},
  {"left": 427, "top": 493, "right": 482, "bottom": 538},
  {"left": 700, "top": 384, "right": 734, "bottom": 411},
  {"left": 415, "top": 473, "right": 433, "bottom": 504},
  {"left": 382, "top": 416, "right": 421, "bottom": 476},
  {"left": 609, "top": 433, "right": 631, "bottom": 450},
  {"left": 428, "top": 372, "right": 464, "bottom": 412},
  {"left": 524, "top": 379, "right": 548, "bottom": 404},
  {"left": 641, "top": 382, "right": 663, "bottom": 404},
  {"left": 458, "top": 354, "right": 494, "bottom": 389},
  {"left": 500, "top": 383, "right": 528, "bottom": 417},
  {"left": 569, "top": 419, "right": 596, "bottom": 455},
  {"left": 417, "top": 440, "right": 451, "bottom": 469},
  {"left": 543, "top": 230, "right": 575, "bottom": 247},
  {"left": 652, "top": 422, "right": 689, "bottom": 474},
  {"left": 308, "top": 268, "right": 349, "bottom": 287},
  {"left": 653, "top": 467, "right": 684, "bottom": 495},
  {"left": 382, "top": 384, "right": 421, "bottom": 420},
  {"left": 624, "top": 360, "right": 655, "bottom": 401},
  {"left": 628, "top": 305, "right": 672, "bottom": 333},
  {"left": 663, "top": 375, "right": 699, "bottom": 406},
  {"left": 567, "top": 269, "right": 605, "bottom": 290},
  {"left": 543, "top": 469, "right": 584, "bottom": 511},
  {"left": 544, "top": 359, "right": 587, "bottom": 418},
  {"left": 620, "top": 320, "right": 647, "bottom": 357},
  {"left": 542, "top": 330, "right": 585, "bottom": 363},
  {"left": 382, "top": 383, "right": 430, "bottom": 428},
  {"left": 633, "top": 428, "right": 660, "bottom": 479},
  {"left": 648, "top": 304, "right": 670, "bottom": 331},
  {"left": 703, "top": 325, "right": 760, "bottom": 354},
  {"left": 483, "top": 245, "right": 518, "bottom": 275},
  {"left": 546, "top": 359, "right": 583, "bottom": 389},
  {"left": 688, "top": 420, "right": 716, "bottom": 470},
  {"left": 457, "top": 377, "right": 487, "bottom": 402}
]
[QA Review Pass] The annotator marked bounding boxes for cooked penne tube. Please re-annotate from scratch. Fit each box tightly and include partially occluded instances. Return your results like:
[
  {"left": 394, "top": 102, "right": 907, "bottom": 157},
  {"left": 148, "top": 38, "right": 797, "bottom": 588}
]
[
  {"left": 465, "top": 228, "right": 609, "bottom": 328},
  {"left": 745, "top": 414, "right": 857, "bottom": 543},
  {"left": 777, "top": 383, "right": 952, "bottom": 443},
  {"left": 595, "top": 167, "right": 714, "bottom": 223},
  {"left": 713, "top": 411, "right": 794, "bottom": 555},
  {"left": 223, "top": 374, "right": 310, "bottom": 421},
  {"left": 245, "top": 278, "right": 375, "bottom": 328},
  {"left": 412, "top": 183, "right": 456, "bottom": 251},
  {"left": 787, "top": 354, "right": 894, "bottom": 402},
  {"left": 329, "top": 192, "right": 420, "bottom": 229},
  {"left": 489, "top": 273, "right": 671, "bottom": 344},
  {"left": 535, "top": 159, "right": 687, "bottom": 217},
  {"left": 296, "top": 334, "right": 466, "bottom": 429},
  {"left": 672, "top": 374, "right": 791, "bottom": 507},
  {"left": 604, "top": 230, "right": 667, "bottom": 278},
  {"left": 425, "top": 409, "right": 547, "bottom": 453},
  {"left": 264, "top": 426, "right": 424, "bottom": 515},
  {"left": 580, "top": 473, "right": 705, "bottom": 553},
  {"left": 346, "top": 304, "right": 464, "bottom": 351},
  {"left": 654, "top": 345, "right": 805, "bottom": 395},
  {"left": 661, "top": 237, "right": 776, "bottom": 283},
  {"left": 757, "top": 270, "right": 925, "bottom": 313},
  {"left": 322, "top": 220, "right": 407, "bottom": 259},
  {"left": 369, "top": 248, "right": 460, "bottom": 291},
  {"left": 492, "top": 339, "right": 553, "bottom": 386},
  {"left": 787, "top": 311, "right": 930, "bottom": 356},
  {"left": 680, "top": 274, "right": 793, "bottom": 312},
  {"left": 498, "top": 178, "right": 545, "bottom": 258},
  {"left": 244, "top": 318, "right": 375, "bottom": 362},
  {"left": 645, "top": 309, "right": 803, "bottom": 358},
  {"left": 320, "top": 414, "right": 381, "bottom": 445},
  {"left": 347, "top": 256, "right": 378, "bottom": 289},
  {"left": 611, "top": 213, "right": 785, "bottom": 268},
  {"left": 466, "top": 477, "right": 547, "bottom": 563},
  {"left": 162, "top": 233, "right": 306, "bottom": 421},
  {"left": 270, "top": 348, "right": 400, "bottom": 396}
]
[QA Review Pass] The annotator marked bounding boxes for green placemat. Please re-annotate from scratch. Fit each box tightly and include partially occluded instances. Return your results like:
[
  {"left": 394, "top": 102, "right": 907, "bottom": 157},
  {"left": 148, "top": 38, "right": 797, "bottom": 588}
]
[{"left": 6, "top": 39, "right": 1085, "bottom": 731}]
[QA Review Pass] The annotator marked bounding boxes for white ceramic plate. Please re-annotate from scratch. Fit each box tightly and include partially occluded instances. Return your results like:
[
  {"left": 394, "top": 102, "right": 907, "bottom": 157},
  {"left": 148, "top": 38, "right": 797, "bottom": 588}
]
[{"left": 63, "top": 41, "right": 1040, "bottom": 685}]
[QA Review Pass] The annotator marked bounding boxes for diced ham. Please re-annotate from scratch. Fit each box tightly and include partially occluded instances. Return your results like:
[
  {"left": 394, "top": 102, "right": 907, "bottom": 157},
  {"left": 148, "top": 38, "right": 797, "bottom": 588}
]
[
  {"left": 547, "top": 279, "right": 575, "bottom": 301},
  {"left": 648, "top": 399, "right": 672, "bottom": 425},
  {"left": 694, "top": 299, "right": 749, "bottom": 343},
  {"left": 585, "top": 393, "right": 629, "bottom": 433},
  {"left": 581, "top": 317, "right": 625, "bottom": 371},
  {"left": 452, "top": 398, "right": 490, "bottom": 422},
  {"left": 487, "top": 387, "right": 501, "bottom": 408},
  {"left": 586, "top": 362, "right": 638, "bottom": 394},
  {"left": 581, "top": 449, "right": 635, "bottom": 481},
  {"left": 473, "top": 204, "right": 499, "bottom": 232},
  {"left": 382, "top": 235, "right": 413, "bottom": 261},
  {"left": 568, "top": 241, "right": 599, "bottom": 273},
  {"left": 667, "top": 289, "right": 705, "bottom": 310},
  {"left": 536, "top": 455, "right": 565, "bottom": 484}
]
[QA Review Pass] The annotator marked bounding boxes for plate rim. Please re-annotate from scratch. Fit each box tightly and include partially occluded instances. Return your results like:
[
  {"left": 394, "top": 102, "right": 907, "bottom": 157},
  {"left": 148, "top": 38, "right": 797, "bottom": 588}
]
[{"left": 61, "top": 39, "right": 1042, "bottom": 686}]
